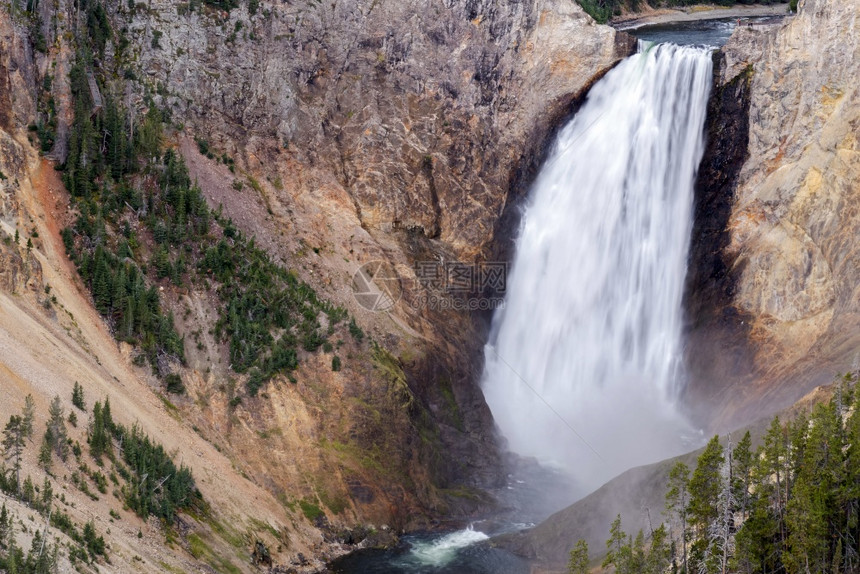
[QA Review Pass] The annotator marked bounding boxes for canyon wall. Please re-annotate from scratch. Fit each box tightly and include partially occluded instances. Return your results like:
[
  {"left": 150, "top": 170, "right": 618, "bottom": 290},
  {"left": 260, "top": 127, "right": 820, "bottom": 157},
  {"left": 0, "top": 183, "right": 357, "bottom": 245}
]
[
  {"left": 108, "top": 0, "right": 634, "bottom": 513},
  {"left": 686, "top": 0, "right": 860, "bottom": 428},
  {"left": 1, "top": 0, "right": 632, "bottom": 568}
]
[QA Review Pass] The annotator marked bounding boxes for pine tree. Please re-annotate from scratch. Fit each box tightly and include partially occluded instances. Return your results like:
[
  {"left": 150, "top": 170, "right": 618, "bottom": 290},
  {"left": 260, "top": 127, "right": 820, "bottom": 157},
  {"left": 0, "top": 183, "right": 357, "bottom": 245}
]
[
  {"left": 646, "top": 524, "right": 671, "bottom": 574},
  {"left": 688, "top": 436, "right": 725, "bottom": 572},
  {"left": 733, "top": 431, "right": 753, "bottom": 520},
  {"left": 21, "top": 475, "right": 35, "bottom": 506},
  {"left": 102, "top": 396, "right": 114, "bottom": 433},
  {"left": 568, "top": 539, "right": 589, "bottom": 574},
  {"left": 39, "top": 476, "right": 52, "bottom": 517},
  {"left": 762, "top": 416, "right": 788, "bottom": 546},
  {"left": 665, "top": 460, "right": 691, "bottom": 573},
  {"left": 38, "top": 428, "right": 53, "bottom": 471},
  {"left": 20, "top": 394, "right": 35, "bottom": 441},
  {"left": 0, "top": 503, "right": 10, "bottom": 549},
  {"left": 72, "top": 381, "right": 86, "bottom": 411},
  {"left": 689, "top": 436, "right": 725, "bottom": 539},
  {"left": 734, "top": 440, "right": 781, "bottom": 574},
  {"left": 631, "top": 530, "right": 647, "bottom": 573},
  {"left": 604, "top": 514, "right": 633, "bottom": 573},
  {"left": 2, "top": 415, "right": 25, "bottom": 494},
  {"left": 89, "top": 400, "right": 112, "bottom": 459},
  {"left": 4, "top": 534, "right": 24, "bottom": 573},
  {"left": 785, "top": 403, "right": 839, "bottom": 574},
  {"left": 46, "top": 396, "right": 68, "bottom": 461}
]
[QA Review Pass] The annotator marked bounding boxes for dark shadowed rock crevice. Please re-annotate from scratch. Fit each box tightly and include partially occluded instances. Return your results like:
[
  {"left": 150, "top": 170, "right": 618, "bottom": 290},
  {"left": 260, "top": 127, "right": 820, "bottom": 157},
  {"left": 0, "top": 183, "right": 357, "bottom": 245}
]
[{"left": 682, "top": 54, "right": 756, "bottom": 427}]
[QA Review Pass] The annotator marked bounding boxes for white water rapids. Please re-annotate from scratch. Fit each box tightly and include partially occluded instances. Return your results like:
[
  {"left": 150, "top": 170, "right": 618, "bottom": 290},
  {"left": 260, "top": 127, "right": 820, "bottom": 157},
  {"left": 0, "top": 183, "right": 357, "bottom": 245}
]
[{"left": 481, "top": 43, "right": 713, "bottom": 490}]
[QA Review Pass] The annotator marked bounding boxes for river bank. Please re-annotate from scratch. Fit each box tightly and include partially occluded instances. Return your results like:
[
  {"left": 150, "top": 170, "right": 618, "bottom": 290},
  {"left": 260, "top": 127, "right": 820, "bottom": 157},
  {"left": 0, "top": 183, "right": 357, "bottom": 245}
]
[{"left": 612, "top": 3, "right": 791, "bottom": 30}]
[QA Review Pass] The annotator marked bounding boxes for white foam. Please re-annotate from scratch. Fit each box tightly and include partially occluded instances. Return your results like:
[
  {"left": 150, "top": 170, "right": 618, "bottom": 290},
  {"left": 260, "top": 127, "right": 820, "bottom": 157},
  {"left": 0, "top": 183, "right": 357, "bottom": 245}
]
[{"left": 401, "top": 527, "right": 489, "bottom": 567}]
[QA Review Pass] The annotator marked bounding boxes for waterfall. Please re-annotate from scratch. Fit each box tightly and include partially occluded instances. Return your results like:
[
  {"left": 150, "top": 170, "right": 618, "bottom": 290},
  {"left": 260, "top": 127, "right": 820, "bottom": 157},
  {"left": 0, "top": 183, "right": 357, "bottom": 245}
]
[{"left": 481, "top": 43, "right": 713, "bottom": 490}]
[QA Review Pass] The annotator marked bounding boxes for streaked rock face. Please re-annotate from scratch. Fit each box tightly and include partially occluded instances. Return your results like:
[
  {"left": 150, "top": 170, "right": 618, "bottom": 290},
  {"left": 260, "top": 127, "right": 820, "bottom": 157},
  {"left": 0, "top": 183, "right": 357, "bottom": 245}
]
[
  {"left": 3, "top": 0, "right": 633, "bottom": 550},
  {"left": 693, "top": 0, "right": 860, "bottom": 423},
  {"left": 127, "top": 0, "right": 628, "bottom": 259},
  {"left": 116, "top": 0, "right": 631, "bottom": 511}
]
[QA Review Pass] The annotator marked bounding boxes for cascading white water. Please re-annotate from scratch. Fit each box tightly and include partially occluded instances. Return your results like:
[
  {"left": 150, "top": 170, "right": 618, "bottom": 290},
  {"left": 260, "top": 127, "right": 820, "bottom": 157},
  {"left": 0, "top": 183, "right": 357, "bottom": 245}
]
[{"left": 481, "top": 43, "right": 713, "bottom": 491}]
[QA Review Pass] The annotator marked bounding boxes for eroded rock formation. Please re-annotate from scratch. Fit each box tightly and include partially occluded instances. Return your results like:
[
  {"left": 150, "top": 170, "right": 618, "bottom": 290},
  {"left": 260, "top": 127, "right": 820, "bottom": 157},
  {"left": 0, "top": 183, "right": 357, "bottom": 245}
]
[
  {"left": 686, "top": 0, "right": 860, "bottom": 428},
  {"left": 1, "top": 0, "right": 633, "bottom": 567}
]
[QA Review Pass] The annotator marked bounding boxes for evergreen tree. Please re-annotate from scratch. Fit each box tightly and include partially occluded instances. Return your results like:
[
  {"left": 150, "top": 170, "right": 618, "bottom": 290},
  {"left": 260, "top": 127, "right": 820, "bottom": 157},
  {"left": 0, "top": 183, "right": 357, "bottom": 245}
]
[
  {"left": 761, "top": 416, "right": 788, "bottom": 547},
  {"left": 89, "top": 400, "right": 112, "bottom": 459},
  {"left": 38, "top": 428, "right": 53, "bottom": 471},
  {"left": 733, "top": 430, "right": 753, "bottom": 520},
  {"left": 646, "top": 524, "right": 671, "bottom": 574},
  {"left": 688, "top": 436, "right": 725, "bottom": 540},
  {"left": 568, "top": 539, "right": 589, "bottom": 574},
  {"left": 665, "top": 460, "right": 690, "bottom": 573},
  {"left": 2, "top": 415, "right": 24, "bottom": 494},
  {"left": 20, "top": 394, "right": 35, "bottom": 441},
  {"left": 3, "top": 534, "right": 24, "bottom": 573},
  {"left": 39, "top": 476, "right": 52, "bottom": 516},
  {"left": 784, "top": 403, "right": 840, "bottom": 574},
  {"left": 603, "top": 514, "right": 633, "bottom": 573},
  {"left": 631, "top": 529, "right": 647, "bottom": 573},
  {"left": 46, "top": 396, "right": 68, "bottom": 461},
  {"left": 0, "top": 503, "right": 10, "bottom": 549},
  {"left": 21, "top": 475, "right": 35, "bottom": 506},
  {"left": 72, "top": 381, "right": 86, "bottom": 411},
  {"left": 82, "top": 519, "right": 105, "bottom": 559}
]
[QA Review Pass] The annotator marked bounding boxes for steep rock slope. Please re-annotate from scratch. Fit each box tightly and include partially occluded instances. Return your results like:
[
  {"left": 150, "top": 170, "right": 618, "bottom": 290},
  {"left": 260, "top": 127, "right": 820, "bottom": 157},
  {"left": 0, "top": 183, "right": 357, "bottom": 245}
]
[
  {"left": 96, "top": 0, "right": 632, "bottom": 517},
  {"left": 0, "top": 121, "right": 319, "bottom": 572},
  {"left": 686, "top": 0, "right": 860, "bottom": 427},
  {"left": 2, "top": 0, "right": 631, "bottom": 567},
  {"left": 127, "top": 0, "right": 627, "bottom": 258}
]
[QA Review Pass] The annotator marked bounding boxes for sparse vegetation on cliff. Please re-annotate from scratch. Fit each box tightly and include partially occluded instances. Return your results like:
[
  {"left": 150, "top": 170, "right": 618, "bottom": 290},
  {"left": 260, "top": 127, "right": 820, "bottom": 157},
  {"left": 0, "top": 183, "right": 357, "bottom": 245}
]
[
  {"left": 0, "top": 395, "right": 124, "bottom": 569},
  {"left": 1, "top": 387, "right": 203, "bottom": 570},
  {"left": 59, "top": 4, "right": 355, "bottom": 396}
]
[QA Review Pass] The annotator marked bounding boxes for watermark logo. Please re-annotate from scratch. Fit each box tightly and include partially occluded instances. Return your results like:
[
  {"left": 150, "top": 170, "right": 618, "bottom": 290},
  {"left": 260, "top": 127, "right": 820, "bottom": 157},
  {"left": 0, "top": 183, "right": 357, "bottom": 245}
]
[
  {"left": 352, "top": 260, "right": 508, "bottom": 312},
  {"left": 351, "top": 260, "right": 403, "bottom": 312},
  {"left": 415, "top": 261, "right": 508, "bottom": 294}
]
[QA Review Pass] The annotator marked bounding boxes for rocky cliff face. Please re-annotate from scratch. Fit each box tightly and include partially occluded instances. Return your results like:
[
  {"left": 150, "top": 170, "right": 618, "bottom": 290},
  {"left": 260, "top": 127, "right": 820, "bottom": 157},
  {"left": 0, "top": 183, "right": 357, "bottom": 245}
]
[
  {"left": 686, "top": 0, "right": 860, "bottom": 427},
  {"left": 128, "top": 0, "right": 628, "bottom": 257},
  {"left": 111, "top": 0, "right": 632, "bottom": 515},
  {"left": 2, "top": 0, "right": 631, "bottom": 567}
]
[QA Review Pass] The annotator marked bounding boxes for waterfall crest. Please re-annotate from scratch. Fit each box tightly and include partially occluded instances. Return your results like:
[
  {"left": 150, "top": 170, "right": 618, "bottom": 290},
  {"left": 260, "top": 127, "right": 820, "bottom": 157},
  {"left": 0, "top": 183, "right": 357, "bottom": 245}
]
[{"left": 481, "top": 43, "right": 713, "bottom": 489}]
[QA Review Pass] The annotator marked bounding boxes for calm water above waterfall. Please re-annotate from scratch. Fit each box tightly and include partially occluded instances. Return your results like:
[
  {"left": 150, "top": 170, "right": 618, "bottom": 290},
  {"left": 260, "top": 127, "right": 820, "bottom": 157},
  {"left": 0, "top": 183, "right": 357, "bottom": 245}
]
[
  {"left": 627, "top": 15, "right": 786, "bottom": 47},
  {"left": 330, "top": 30, "right": 720, "bottom": 574}
]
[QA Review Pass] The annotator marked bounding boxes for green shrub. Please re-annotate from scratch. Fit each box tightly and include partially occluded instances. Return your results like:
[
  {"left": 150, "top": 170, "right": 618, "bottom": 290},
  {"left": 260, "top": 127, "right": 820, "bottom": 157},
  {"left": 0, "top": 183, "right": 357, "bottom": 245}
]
[
  {"left": 165, "top": 373, "right": 185, "bottom": 394},
  {"left": 348, "top": 318, "right": 364, "bottom": 342},
  {"left": 298, "top": 499, "right": 323, "bottom": 522}
]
